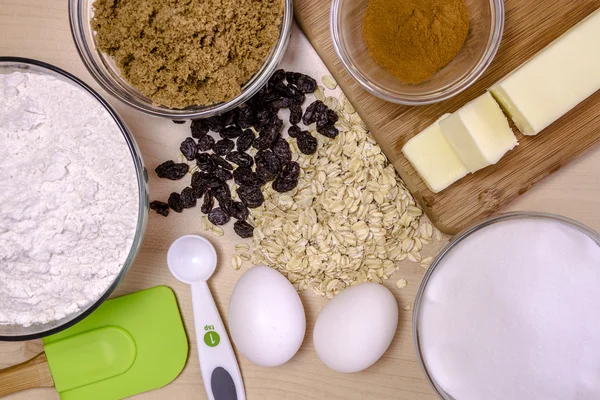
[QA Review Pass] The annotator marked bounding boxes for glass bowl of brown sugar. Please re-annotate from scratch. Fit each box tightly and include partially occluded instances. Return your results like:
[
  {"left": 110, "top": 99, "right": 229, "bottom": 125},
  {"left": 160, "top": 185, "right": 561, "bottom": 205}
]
[
  {"left": 69, "top": 0, "right": 293, "bottom": 119},
  {"left": 331, "top": 0, "right": 504, "bottom": 105}
]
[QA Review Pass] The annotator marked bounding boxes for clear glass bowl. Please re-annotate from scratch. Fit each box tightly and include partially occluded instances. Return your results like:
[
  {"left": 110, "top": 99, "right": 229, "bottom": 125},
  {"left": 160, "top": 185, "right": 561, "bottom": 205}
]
[
  {"left": 68, "top": 0, "right": 293, "bottom": 119},
  {"left": 330, "top": 0, "right": 504, "bottom": 105},
  {"left": 0, "top": 57, "right": 149, "bottom": 341},
  {"left": 412, "top": 212, "right": 600, "bottom": 399}
]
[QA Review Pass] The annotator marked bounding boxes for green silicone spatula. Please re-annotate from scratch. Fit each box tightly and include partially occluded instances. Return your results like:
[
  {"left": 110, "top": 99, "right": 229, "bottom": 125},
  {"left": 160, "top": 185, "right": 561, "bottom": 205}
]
[{"left": 0, "top": 286, "right": 188, "bottom": 399}]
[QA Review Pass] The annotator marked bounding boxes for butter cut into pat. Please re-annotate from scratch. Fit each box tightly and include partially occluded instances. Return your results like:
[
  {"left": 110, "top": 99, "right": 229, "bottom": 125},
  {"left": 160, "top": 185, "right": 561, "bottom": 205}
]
[
  {"left": 440, "top": 92, "right": 517, "bottom": 173},
  {"left": 489, "top": 9, "right": 600, "bottom": 135},
  {"left": 402, "top": 115, "right": 468, "bottom": 193}
]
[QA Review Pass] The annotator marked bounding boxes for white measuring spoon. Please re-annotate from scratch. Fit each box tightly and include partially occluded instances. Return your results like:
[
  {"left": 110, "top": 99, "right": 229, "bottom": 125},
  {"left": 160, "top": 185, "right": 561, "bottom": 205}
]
[{"left": 167, "top": 235, "right": 245, "bottom": 400}]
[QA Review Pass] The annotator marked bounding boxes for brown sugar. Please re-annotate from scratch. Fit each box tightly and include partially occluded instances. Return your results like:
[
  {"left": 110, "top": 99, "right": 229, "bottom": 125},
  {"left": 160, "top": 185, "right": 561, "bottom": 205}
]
[
  {"left": 92, "top": 0, "right": 283, "bottom": 109},
  {"left": 362, "top": 0, "right": 469, "bottom": 84}
]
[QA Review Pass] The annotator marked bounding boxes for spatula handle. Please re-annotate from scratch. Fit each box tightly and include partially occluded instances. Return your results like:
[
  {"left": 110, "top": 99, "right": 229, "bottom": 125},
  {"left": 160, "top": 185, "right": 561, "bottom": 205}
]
[{"left": 0, "top": 352, "right": 55, "bottom": 397}]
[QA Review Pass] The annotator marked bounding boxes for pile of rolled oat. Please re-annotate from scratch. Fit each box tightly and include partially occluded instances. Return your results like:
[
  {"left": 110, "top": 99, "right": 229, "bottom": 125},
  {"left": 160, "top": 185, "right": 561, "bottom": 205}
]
[{"left": 245, "top": 79, "right": 439, "bottom": 298}]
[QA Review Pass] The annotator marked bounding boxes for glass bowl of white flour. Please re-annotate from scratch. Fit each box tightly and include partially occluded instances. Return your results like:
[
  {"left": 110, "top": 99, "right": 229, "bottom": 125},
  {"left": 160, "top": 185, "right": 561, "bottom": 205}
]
[
  {"left": 414, "top": 212, "right": 600, "bottom": 400},
  {"left": 0, "top": 57, "right": 148, "bottom": 341}
]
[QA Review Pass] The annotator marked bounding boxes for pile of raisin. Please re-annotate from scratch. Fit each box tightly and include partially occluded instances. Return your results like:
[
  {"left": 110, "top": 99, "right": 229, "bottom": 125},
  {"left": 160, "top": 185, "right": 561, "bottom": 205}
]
[{"left": 150, "top": 69, "right": 340, "bottom": 238}]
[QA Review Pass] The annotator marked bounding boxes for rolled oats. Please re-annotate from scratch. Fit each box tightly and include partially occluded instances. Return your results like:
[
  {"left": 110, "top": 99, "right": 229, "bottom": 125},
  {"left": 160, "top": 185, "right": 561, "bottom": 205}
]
[
  {"left": 396, "top": 279, "right": 408, "bottom": 289},
  {"left": 235, "top": 243, "right": 250, "bottom": 253},
  {"left": 232, "top": 254, "right": 243, "bottom": 270},
  {"left": 251, "top": 86, "right": 433, "bottom": 297},
  {"left": 322, "top": 75, "right": 338, "bottom": 90}
]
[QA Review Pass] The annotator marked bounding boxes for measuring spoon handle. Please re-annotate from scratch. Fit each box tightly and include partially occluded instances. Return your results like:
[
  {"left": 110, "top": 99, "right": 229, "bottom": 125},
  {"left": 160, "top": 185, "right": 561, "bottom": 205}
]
[{"left": 191, "top": 281, "right": 246, "bottom": 400}]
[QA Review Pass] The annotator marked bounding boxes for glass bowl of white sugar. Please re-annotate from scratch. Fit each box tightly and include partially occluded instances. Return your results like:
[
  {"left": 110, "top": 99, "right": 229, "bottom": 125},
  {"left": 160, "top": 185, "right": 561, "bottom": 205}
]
[
  {"left": 414, "top": 212, "right": 600, "bottom": 400},
  {"left": 0, "top": 57, "right": 148, "bottom": 341}
]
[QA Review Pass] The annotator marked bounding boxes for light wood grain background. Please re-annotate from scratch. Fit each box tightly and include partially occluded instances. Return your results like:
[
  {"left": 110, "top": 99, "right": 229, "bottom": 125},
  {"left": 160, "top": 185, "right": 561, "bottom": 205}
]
[
  {"left": 1, "top": 1, "right": 600, "bottom": 399},
  {"left": 295, "top": 0, "right": 600, "bottom": 234}
]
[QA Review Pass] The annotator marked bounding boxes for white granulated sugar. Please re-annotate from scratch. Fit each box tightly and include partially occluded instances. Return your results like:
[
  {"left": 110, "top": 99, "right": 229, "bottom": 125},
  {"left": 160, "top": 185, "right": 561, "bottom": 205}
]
[
  {"left": 419, "top": 218, "right": 600, "bottom": 400},
  {"left": 0, "top": 71, "right": 139, "bottom": 327}
]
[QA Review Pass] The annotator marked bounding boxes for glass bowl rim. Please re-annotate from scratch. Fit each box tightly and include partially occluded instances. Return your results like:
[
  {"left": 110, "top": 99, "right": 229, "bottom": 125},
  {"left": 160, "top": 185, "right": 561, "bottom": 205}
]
[
  {"left": 412, "top": 211, "right": 600, "bottom": 399},
  {"left": 330, "top": 0, "right": 505, "bottom": 105},
  {"left": 68, "top": 0, "right": 294, "bottom": 119},
  {"left": 0, "top": 56, "right": 148, "bottom": 341}
]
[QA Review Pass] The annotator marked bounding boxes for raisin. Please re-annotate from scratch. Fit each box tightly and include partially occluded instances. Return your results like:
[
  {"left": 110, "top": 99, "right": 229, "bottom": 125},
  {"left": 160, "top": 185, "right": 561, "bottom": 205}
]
[
  {"left": 205, "top": 174, "right": 224, "bottom": 189},
  {"left": 205, "top": 116, "right": 225, "bottom": 133},
  {"left": 234, "top": 220, "right": 254, "bottom": 238},
  {"left": 180, "top": 137, "right": 197, "bottom": 161},
  {"left": 237, "top": 105, "right": 254, "bottom": 129},
  {"left": 196, "top": 156, "right": 217, "bottom": 174},
  {"left": 196, "top": 153, "right": 216, "bottom": 172},
  {"left": 172, "top": 120, "right": 186, "bottom": 124},
  {"left": 271, "top": 97, "right": 292, "bottom": 109},
  {"left": 223, "top": 109, "right": 238, "bottom": 127},
  {"left": 214, "top": 167, "right": 233, "bottom": 182},
  {"left": 150, "top": 200, "right": 169, "bottom": 217},
  {"left": 238, "top": 185, "right": 264, "bottom": 208},
  {"left": 272, "top": 137, "right": 292, "bottom": 162},
  {"left": 270, "top": 69, "right": 286, "bottom": 84},
  {"left": 197, "top": 134, "right": 215, "bottom": 152},
  {"left": 219, "top": 199, "right": 233, "bottom": 215},
  {"left": 210, "top": 154, "right": 233, "bottom": 170},
  {"left": 191, "top": 171, "right": 208, "bottom": 190},
  {"left": 255, "top": 150, "right": 282, "bottom": 181},
  {"left": 303, "top": 100, "right": 324, "bottom": 125},
  {"left": 254, "top": 118, "right": 281, "bottom": 150},
  {"left": 201, "top": 192, "right": 214, "bottom": 214},
  {"left": 285, "top": 71, "right": 302, "bottom": 85},
  {"left": 180, "top": 187, "right": 197, "bottom": 208},
  {"left": 268, "top": 115, "right": 284, "bottom": 134},
  {"left": 286, "top": 84, "right": 305, "bottom": 105},
  {"left": 191, "top": 174, "right": 208, "bottom": 198},
  {"left": 255, "top": 109, "right": 273, "bottom": 129},
  {"left": 226, "top": 151, "right": 254, "bottom": 168},
  {"left": 327, "top": 109, "right": 339, "bottom": 124},
  {"left": 253, "top": 131, "right": 277, "bottom": 151},
  {"left": 227, "top": 201, "right": 249, "bottom": 220},
  {"left": 194, "top": 186, "right": 207, "bottom": 199},
  {"left": 214, "top": 139, "right": 235, "bottom": 156},
  {"left": 220, "top": 125, "right": 242, "bottom": 139},
  {"left": 233, "top": 167, "right": 263, "bottom": 187},
  {"left": 269, "top": 81, "right": 287, "bottom": 98},
  {"left": 289, "top": 104, "right": 302, "bottom": 125},
  {"left": 288, "top": 125, "right": 301, "bottom": 138},
  {"left": 208, "top": 208, "right": 230, "bottom": 225},
  {"left": 155, "top": 160, "right": 189, "bottom": 180},
  {"left": 213, "top": 182, "right": 232, "bottom": 204},
  {"left": 297, "top": 131, "right": 318, "bottom": 155},
  {"left": 314, "top": 103, "right": 331, "bottom": 129},
  {"left": 236, "top": 129, "right": 255, "bottom": 152},
  {"left": 273, "top": 161, "right": 300, "bottom": 193},
  {"left": 250, "top": 86, "right": 268, "bottom": 106},
  {"left": 191, "top": 119, "right": 208, "bottom": 138},
  {"left": 168, "top": 192, "right": 183, "bottom": 213},
  {"left": 296, "top": 74, "right": 318, "bottom": 94},
  {"left": 317, "top": 124, "right": 340, "bottom": 139}
]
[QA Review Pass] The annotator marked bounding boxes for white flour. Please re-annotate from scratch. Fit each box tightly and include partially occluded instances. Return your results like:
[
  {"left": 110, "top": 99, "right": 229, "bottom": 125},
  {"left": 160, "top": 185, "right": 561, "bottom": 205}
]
[
  {"left": 419, "top": 218, "right": 600, "bottom": 400},
  {"left": 0, "top": 70, "right": 139, "bottom": 327}
]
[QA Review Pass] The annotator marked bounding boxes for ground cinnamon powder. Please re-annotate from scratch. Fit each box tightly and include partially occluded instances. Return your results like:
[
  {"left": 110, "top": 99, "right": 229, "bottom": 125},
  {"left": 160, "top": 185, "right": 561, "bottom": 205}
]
[{"left": 363, "top": 0, "right": 469, "bottom": 84}]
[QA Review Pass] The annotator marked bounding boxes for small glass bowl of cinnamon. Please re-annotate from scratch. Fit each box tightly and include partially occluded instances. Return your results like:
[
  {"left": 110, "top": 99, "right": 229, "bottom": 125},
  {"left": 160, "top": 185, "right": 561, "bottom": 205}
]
[{"left": 331, "top": 0, "right": 504, "bottom": 105}]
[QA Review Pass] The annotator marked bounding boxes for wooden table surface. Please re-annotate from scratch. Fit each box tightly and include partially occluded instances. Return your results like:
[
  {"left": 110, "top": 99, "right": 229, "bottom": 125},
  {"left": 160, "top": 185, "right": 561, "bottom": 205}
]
[{"left": 1, "top": 1, "right": 600, "bottom": 399}]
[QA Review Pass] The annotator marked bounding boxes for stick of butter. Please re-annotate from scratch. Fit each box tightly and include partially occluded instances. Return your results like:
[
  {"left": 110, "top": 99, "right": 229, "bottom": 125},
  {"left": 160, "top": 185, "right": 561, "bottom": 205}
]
[
  {"left": 490, "top": 9, "right": 600, "bottom": 135},
  {"left": 439, "top": 92, "right": 518, "bottom": 172},
  {"left": 402, "top": 115, "right": 469, "bottom": 193}
]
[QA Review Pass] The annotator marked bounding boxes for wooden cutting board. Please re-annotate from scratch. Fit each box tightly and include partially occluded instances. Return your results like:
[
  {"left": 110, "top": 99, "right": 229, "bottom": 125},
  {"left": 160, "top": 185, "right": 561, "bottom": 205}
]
[{"left": 294, "top": 0, "right": 600, "bottom": 234}]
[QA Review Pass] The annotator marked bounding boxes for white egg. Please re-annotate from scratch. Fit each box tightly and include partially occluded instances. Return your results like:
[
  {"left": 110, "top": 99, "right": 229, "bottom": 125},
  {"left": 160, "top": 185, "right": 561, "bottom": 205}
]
[
  {"left": 313, "top": 283, "right": 398, "bottom": 373},
  {"left": 228, "top": 265, "right": 306, "bottom": 367}
]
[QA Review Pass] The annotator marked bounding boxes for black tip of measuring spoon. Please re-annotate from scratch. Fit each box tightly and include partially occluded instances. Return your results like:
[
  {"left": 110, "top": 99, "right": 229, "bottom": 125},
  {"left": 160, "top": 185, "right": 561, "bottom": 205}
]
[{"left": 211, "top": 367, "right": 238, "bottom": 400}]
